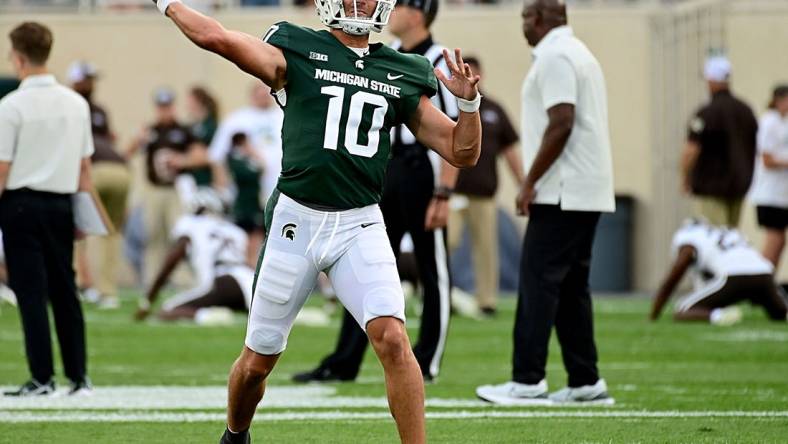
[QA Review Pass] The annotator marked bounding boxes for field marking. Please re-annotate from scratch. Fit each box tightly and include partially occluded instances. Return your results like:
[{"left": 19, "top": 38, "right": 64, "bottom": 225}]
[
  {"left": 0, "top": 385, "right": 486, "bottom": 410},
  {"left": 1, "top": 410, "right": 788, "bottom": 423},
  {"left": 701, "top": 330, "right": 788, "bottom": 342}
]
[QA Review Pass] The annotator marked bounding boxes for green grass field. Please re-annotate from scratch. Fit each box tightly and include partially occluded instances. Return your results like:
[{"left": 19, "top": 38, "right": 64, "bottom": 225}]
[{"left": 1, "top": 292, "right": 787, "bottom": 443}]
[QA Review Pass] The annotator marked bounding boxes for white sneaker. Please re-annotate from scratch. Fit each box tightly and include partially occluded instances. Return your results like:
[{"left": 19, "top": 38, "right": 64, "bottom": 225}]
[
  {"left": 710, "top": 306, "right": 742, "bottom": 326},
  {"left": 194, "top": 307, "right": 235, "bottom": 326},
  {"left": 0, "top": 284, "right": 16, "bottom": 307},
  {"left": 476, "top": 380, "right": 552, "bottom": 406},
  {"left": 451, "top": 287, "right": 482, "bottom": 320},
  {"left": 97, "top": 297, "right": 120, "bottom": 310},
  {"left": 549, "top": 379, "right": 615, "bottom": 405}
]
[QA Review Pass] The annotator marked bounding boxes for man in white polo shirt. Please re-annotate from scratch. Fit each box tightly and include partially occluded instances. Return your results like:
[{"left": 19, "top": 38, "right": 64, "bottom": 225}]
[
  {"left": 0, "top": 22, "right": 95, "bottom": 397},
  {"left": 477, "top": 0, "right": 615, "bottom": 405}
]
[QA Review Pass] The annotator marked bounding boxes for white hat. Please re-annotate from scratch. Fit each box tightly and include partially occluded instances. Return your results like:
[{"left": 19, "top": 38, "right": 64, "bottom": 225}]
[
  {"left": 703, "top": 56, "right": 731, "bottom": 82},
  {"left": 67, "top": 61, "right": 98, "bottom": 83}
]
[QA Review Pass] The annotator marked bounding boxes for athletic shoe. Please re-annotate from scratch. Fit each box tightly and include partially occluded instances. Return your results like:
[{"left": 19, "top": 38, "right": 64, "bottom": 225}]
[
  {"left": 195, "top": 307, "right": 235, "bottom": 326},
  {"left": 475, "top": 380, "right": 552, "bottom": 405},
  {"left": 710, "top": 306, "right": 743, "bottom": 326},
  {"left": 0, "top": 284, "right": 16, "bottom": 307},
  {"left": 80, "top": 287, "right": 102, "bottom": 304},
  {"left": 68, "top": 377, "right": 93, "bottom": 396},
  {"left": 451, "top": 287, "right": 482, "bottom": 319},
  {"left": 3, "top": 379, "right": 55, "bottom": 397},
  {"left": 219, "top": 427, "right": 250, "bottom": 444},
  {"left": 291, "top": 366, "right": 354, "bottom": 383},
  {"left": 548, "top": 379, "right": 615, "bottom": 405},
  {"left": 97, "top": 297, "right": 120, "bottom": 310}
]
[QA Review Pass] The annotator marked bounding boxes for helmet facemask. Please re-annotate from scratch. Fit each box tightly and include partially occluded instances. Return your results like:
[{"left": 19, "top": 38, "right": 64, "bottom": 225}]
[{"left": 315, "top": 0, "right": 396, "bottom": 36}]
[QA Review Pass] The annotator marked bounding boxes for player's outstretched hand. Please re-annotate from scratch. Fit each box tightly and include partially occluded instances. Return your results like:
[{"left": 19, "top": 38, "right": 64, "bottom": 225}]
[{"left": 434, "top": 48, "right": 481, "bottom": 102}]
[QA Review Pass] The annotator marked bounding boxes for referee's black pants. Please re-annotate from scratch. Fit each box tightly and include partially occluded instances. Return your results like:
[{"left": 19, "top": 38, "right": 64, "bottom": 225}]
[
  {"left": 317, "top": 153, "right": 451, "bottom": 379},
  {"left": 513, "top": 204, "right": 600, "bottom": 388},
  {"left": 0, "top": 189, "right": 87, "bottom": 384}
]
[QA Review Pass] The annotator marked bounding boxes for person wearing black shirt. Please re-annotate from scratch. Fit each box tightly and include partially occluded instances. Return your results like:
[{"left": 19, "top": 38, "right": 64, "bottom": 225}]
[{"left": 126, "top": 88, "right": 209, "bottom": 288}]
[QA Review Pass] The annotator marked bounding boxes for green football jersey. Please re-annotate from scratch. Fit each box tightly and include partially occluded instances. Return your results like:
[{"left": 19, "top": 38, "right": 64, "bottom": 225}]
[{"left": 264, "top": 22, "right": 438, "bottom": 209}]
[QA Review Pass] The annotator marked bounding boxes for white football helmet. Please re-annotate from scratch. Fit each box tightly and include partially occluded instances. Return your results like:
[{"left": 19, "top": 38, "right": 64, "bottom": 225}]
[
  {"left": 315, "top": 0, "right": 396, "bottom": 36},
  {"left": 187, "top": 188, "right": 225, "bottom": 215}
]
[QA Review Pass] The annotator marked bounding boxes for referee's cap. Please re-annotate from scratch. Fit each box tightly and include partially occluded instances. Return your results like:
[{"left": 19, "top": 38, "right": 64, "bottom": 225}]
[
  {"left": 703, "top": 55, "right": 731, "bottom": 82},
  {"left": 67, "top": 61, "right": 98, "bottom": 83},
  {"left": 398, "top": 0, "right": 439, "bottom": 27},
  {"left": 153, "top": 87, "right": 176, "bottom": 106}
]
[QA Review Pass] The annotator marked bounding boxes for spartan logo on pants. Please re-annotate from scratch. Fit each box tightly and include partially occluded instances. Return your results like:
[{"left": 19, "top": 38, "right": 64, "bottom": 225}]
[{"left": 281, "top": 223, "right": 297, "bottom": 241}]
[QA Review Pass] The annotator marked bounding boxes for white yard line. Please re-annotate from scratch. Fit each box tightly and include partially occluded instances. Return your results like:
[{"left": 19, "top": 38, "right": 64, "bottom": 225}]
[
  {"left": 1, "top": 410, "right": 787, "bottom": 423},
  {"left": 0, "top": 386, "right": 486, "bottom": 410}
]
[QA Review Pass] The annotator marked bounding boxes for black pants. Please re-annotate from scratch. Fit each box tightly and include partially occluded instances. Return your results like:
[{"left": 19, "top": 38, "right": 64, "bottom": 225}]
[
  {"left": 318, "top": 153, "right": 451, "bottom": 379},
  {"left": 0, "top": 189, "right": 86, "bottom": 383},
  {"left": 513, "top": 204, "right": 600, "bottom": 387}
]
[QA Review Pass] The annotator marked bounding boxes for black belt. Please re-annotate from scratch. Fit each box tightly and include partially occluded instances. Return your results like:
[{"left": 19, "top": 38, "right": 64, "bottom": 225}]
[{"left": 2, "top": 187, "right": 71, "bottom": 199}]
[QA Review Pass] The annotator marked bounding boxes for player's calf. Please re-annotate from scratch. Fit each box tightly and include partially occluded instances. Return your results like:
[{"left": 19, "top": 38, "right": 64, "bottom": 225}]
[{"left": 367, "top": 317, "right": 426, "bottom": 444}]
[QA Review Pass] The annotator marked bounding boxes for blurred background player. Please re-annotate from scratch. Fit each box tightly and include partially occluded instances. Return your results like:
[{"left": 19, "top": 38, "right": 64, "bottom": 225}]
[
  {"left": 682, "top": 54, "right": 758, "bottom": 228},
  {"left": 135, "top": 189, "right": 252, "bottom": 324},
  {"left": 209, "top": 82, "right": 283, "bottom": 201},
  {"left": 294, "top": 0, "right": 459, "bottom": 385},
  {"left": 448, "top": 55, "right": 523, "bottom": 318},
  {"left": 125, "top": 87, "right": 210, "bottom": 288},
  {"left": 650, "top": 220, "right": 788, "bottom": 325},
  {"left": 185, "top": 85, "right": 220, "bottom": 187},
  {"left": 226, "top": 132, "right": 265, "bottom": 265},
  {"left": 748, "top": 85, "right": 788, "bottom": 270},
  {"left": 68, "top": 60, "right": 130, "bottom": 309}
]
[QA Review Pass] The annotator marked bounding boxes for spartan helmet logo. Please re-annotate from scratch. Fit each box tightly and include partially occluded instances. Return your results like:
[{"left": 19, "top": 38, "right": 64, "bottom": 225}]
[
  {"left": 355, "top": 59, "right": 365, "bottom": 70},
  {"left": 282, "top": 223, "right": 297, "bottom": 241}
]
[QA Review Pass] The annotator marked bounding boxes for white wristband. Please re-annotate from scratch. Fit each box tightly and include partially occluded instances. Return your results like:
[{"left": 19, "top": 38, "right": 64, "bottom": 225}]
[
  {"left": 157, "top": 0, "right": 180, "bottom": 14},
  {"left": 457, "top": 93, "right": 482, "bottom": 113}
]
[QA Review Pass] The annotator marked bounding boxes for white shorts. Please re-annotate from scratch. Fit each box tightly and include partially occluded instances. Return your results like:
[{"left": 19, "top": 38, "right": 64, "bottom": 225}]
[{"left": 245, "top": 192, "right": 405, "bottom": 355}]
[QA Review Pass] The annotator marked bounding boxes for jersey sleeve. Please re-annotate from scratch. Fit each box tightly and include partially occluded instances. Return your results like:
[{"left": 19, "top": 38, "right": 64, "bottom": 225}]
[
  {"left": 397, "top": 56, "right": 439, "bottom": 125},
  {"left": 171, "top": 216, "right": 193, "bottom": 241},
  {"left": 671, "top": 226, "right": 703, "bottom": 262}
]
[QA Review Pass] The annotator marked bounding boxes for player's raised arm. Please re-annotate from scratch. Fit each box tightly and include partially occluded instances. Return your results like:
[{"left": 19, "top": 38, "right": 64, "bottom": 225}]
[
  {"left": 153, "top": 0, "right": 286, "bottom": 89},
  {"left": 407, "top": 49, "right": 481, "bottom": 168},
  {"left": 650, "top": 245, "right": 695, "bottom": 321}
]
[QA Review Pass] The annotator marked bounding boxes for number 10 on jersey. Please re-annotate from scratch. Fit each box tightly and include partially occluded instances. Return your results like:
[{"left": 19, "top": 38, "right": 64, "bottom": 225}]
[{"left": 321, "top": 86, "right": 389, "bottom": 158}]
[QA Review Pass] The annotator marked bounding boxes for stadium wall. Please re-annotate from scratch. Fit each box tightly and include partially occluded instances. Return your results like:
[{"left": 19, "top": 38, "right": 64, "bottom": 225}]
[{"left": 0, "top": 0, "right": 786, "bottom": 290}]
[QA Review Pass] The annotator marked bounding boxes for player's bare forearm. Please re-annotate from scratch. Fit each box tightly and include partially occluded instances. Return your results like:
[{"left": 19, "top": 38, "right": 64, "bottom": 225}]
[
  {"left": 450, "top": 110, "right": 482, "bottom": 168},
  {"left": 165, "top": 3, "right": 223, "bottom": 52},
  {"left": 146, "top": 239, "right": 189, "bottom": 304},
  {"left": 163, "top": 2, "right": 286, "bottom": 88},
  {"left": 650, "top": 247, "right": 694, "bottom": 320},
  {"left": 409, "top": 97, "right": 479, "bottom": 168},
  {"left": 524, "top": 104, "right": 573, "bottom": 188}
]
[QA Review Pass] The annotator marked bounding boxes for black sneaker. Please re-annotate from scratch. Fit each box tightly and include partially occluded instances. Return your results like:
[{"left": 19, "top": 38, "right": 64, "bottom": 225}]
[
  {"left": 219, "top": 427, "right": 250, "bottom": 444},
  {"left": 3, "top": 379, "right": 55, "bottom": 397},
  {"left": 480, "top": 307, "right": 497, "bottom": 318},
  {"left": 68, "top": 377, "right": 93, "bottom": 396},
  {"left": 291, "top": 367, "right": 354, "bottom": 383}
]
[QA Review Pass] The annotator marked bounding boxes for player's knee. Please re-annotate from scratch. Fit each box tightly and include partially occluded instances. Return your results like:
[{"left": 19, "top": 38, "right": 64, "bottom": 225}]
[
  {"left": 245, "top": 327, "right": 287, "bottom": 356},
  {"left": 368, "top": 319, "right": 409, "bottom": 365},
  {"left": 236, "top": 350, "right": 276, "bottom": 384}
]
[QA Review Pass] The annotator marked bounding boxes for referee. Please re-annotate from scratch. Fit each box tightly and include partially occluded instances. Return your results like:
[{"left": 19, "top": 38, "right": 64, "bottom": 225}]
[
  {"left": 294, "top": 0, "right": 458, "bottom": 383},
  {"left": 0, "top": 22, "right": 95, "bottom": 397}
]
